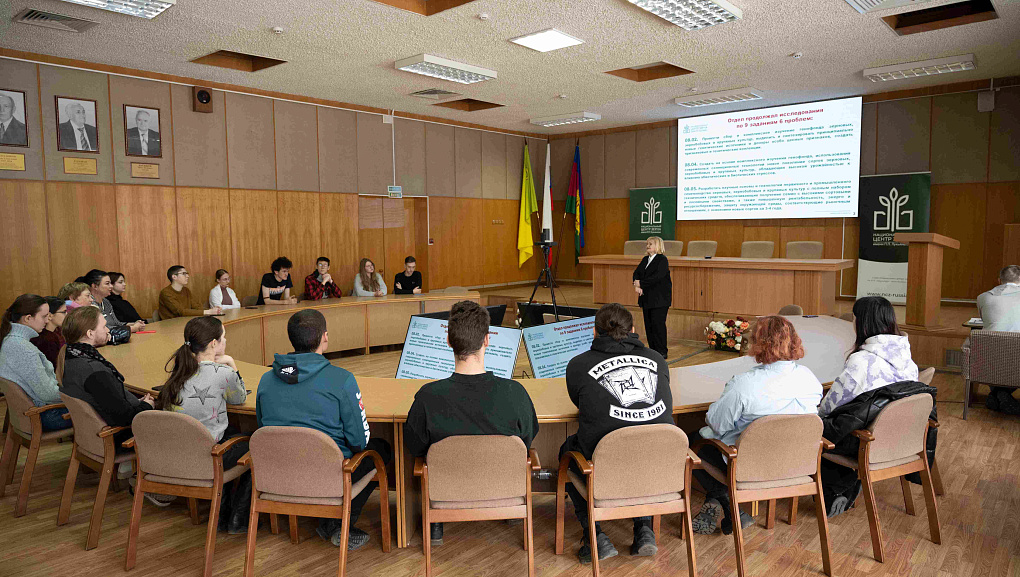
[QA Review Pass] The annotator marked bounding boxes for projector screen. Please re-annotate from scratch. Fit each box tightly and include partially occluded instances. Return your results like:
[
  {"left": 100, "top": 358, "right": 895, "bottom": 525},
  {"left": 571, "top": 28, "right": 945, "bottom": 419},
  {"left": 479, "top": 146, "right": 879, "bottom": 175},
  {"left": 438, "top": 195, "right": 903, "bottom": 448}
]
[{"left": 677, "top": 97, "right": 862, "bottom": 220}]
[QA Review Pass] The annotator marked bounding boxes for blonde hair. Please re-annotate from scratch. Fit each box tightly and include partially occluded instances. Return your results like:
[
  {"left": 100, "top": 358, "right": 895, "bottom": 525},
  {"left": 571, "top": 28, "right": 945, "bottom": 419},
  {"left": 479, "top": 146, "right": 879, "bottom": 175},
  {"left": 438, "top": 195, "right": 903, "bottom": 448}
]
[
  {"left": 58, "top": 282, "right": 90, "bottom": 302},
  {"left": 646, "top": 236, "right": 665, "bottom": 255}
]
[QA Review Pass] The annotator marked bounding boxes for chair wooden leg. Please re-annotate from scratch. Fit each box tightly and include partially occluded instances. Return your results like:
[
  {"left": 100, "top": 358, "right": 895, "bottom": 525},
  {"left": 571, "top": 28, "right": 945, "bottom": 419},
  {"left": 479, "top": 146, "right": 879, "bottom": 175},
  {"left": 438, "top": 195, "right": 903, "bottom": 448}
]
[
  {"left": 376, "top": 469, "right": 391, "bottom": 553},
  {"left": 421, "top": 487, "right": 431, "bottom": 577},
  {"left": 189, "top": 497, "right": 201, "bottom": 525},
  {"left": 243, "top": 502, "right": 259, "bottom": 577},
  {"left": 288, "top": 515, "right": 299, "bottom": 544},
  {"left": 813, "top": 476, "right": 833, "bottom": 576},
  {"left": 930, "top": 457, "right": 945, "bottom": 496},
  {"left": 900, "top": 477, "right": 916, "bottom": 515},
  {"left": 338, "top": 497, "right": 352, "bottom": 577},
  {"left": 85, "top": 459, "right": 114, "bottom": 550},
  {"left": 57, "top": 448, "right": 81, "bottom": 526},
  {"left": 790, "top": 497, "right": 798, "bottom": 526},
  {"left": 588, "top": 508, "right": 600, "bottom": 577},
  {"left": 653, "top": 514, "right": 661, "bottom": 540},
  {"left": 270, "top": 513, "right": 280, "bottom": 534},
  {"left": 682, "top": 482, "right": 697, "bottom": 577},
  {"left": 730, "top": 487, "right": 747, "bottom": 577},
  {"left": 0, "top": 426, "right": 19, "bottom": 495},
  {"left": 555, "top": 475, "right": 566, "bottom": 555},
  {"left": 125, "top": 475, "right": 146, "bottom": 570},
  {"left": 15, "top": 436, "right": 41, "bottom": 517},
  {"left": 920, "top": 460, "right": 942, "bottom": 545},
  {"left": 526, "top": 485, "right": 535, "bottom": 577},
  {"left": 765, "top": 499, "right": 776, "bottom": 529},
  {"left": 860, "top": 471, "right": 885, "bottom": 562},
  {"left": 203, "top": 489, "right": 223, "bottom": 577}
]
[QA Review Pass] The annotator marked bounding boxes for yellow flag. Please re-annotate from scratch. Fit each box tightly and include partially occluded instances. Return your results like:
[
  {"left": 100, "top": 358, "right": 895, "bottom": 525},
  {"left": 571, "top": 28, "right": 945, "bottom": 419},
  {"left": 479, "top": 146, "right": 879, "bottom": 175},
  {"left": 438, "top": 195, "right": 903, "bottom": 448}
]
[{"left": 517, "top": 144, "right": 539, "bottom": 267}]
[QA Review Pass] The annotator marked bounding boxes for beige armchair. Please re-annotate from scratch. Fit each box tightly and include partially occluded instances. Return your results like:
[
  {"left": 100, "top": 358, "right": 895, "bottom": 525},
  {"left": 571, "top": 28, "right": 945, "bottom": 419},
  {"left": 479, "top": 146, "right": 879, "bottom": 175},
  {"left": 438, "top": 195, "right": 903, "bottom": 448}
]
[
  {"left": 962, "top": 330, "right": 1020, "bottom": 419},
  {"left": 778, "top": 304, "right": 804, "bottom": 316},
  {"left": 740, "top": 241, "right": 775, "bottom": 258},
  {"left": 623, "top": 241, "right": 646, "bottom": 255},
  {"left": 786, "top": 241, "right": 824, "bottom": 259},
  {"left": 686, "top": 240, "right": 718, "bottom": 258}
]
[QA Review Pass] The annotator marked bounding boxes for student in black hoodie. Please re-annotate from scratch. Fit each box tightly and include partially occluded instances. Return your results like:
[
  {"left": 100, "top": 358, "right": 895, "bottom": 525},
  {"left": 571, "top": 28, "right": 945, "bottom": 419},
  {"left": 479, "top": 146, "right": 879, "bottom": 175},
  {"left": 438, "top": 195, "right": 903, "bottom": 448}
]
[{"left": 560, "top": 303, "right": 674, "bottom": 564}]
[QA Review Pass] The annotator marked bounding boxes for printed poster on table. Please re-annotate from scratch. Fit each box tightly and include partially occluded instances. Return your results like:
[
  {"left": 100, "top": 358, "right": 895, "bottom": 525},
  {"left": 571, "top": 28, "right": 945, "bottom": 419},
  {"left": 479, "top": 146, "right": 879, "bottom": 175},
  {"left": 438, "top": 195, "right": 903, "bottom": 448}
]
[
  {"left": 856, "top": 173, "right": 930, "bottom": 305},
  {"left": 522, "top": 316, "right": 596, "bottom": 378},
  {"left": 395, "top": 315, "right": 521, "bottom": 380}
]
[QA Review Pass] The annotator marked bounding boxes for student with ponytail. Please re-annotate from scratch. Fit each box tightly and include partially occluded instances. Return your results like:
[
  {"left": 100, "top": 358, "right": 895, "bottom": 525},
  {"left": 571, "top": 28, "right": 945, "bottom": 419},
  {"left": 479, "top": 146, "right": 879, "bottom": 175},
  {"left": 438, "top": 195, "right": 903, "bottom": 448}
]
[
  {"left": 155, "top": 316, "right": 250, "bottom": 533},
  {"left": 0, "top": 294, "right": 68, "bottom": 430}
]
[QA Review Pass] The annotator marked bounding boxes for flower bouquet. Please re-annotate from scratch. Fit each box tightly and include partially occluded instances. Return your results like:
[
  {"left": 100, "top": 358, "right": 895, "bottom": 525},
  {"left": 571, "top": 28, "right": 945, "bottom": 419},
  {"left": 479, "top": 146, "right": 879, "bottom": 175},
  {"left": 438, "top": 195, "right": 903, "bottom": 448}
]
[{"left": 705, "top": 318, "right": 750, "bottom": 352}]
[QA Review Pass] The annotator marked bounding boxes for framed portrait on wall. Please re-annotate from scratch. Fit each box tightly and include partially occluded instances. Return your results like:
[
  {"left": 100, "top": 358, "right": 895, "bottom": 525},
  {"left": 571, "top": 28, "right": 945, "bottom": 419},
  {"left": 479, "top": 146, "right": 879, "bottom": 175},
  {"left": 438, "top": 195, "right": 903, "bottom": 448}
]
[
  {"left": 0, "top": 89, "right": 30, "bottom": 147},
  {"left": 123, "top": 104, "right": 162, "bottom": 158},
  {"left": 55, "top": 96, "right": 99, "bottom": 153}
]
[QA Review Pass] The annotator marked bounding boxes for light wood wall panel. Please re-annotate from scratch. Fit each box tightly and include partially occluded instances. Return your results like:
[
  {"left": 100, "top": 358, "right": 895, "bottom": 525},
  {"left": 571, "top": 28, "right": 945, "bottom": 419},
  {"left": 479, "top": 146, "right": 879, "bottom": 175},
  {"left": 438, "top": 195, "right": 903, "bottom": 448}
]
[
  {"left": 273, "top": 101, "right": 319, "bottom": 192},
  {"left": 358, "top": 195, "right": 385, "bottom": 277},
  {"left": 505, "top": 136, "right": 525, "bottom": 200},
  {"left": 931, "top": 93, "right": 989, "bottom": 184},
  {"left": 0, "top": 181, "right": 50, "bottom": 306},
  {"left": 425, "top": 123, "right": 455, "bottom": 197},
  {"left": 225, "top": 93, "right": 276, "bottom": 190},
  {"left": 876, "top": 97, "right": 931, "bottom": 175},
  {"left": 39, "top": 66, "right": 113, "bottom": 183},
  {"left": 604, "top": 131, "right": 636, "bottom": 199},
  {"left": 277, "top": 191, "right": 322, "bottom": 285},
  {"left": 635, "top": 126, "right": 671, "bottom": 188},
  {"left": 427, "top": 196, "right": 458, "bottom": 287},
  {"left": 481, "top": 131, "right": 506, "bottom": 199},
  {"left": 550, "top": 138, "right": 574, "bottom": 202},
  {"left": 175, "top": 187, "right": 233, "bottom": 302},
  {"left": 931, "top": 183, "right": 987, "bottom": 299},
  {"left": 455, "top": 198, "right": 485, "bottom": 286},
  {"left": 317, "top": 108, "right": 358, "bottom": 193},
  {"left": 356, "top": 112, "right": 393, "bottom": 195},
  {"left": 383, "top": 197, "right": 416, "bottom": 284},
  {"left": 109, "top": 75, "right": 174, "bottom": 186},
  {"left": 394, "top": 118, "right": 425, "bottom": 196},
  {"left": 579, "top": 135, "right": 605, "bottom": 200},
  {"left": 170, "top": 85, "right": 227, "bottom": 188},
  {"left": 115, "top": 185, "right": 178, "bottom": 317},
  {"left": 0, "top": 60, "right": 44, "bottom": 181},
  {"left": 413, "top": 197, "right": 430, "bottom": 289},
  {"left": 482, "top": 200, "right": 517, "bottom": 285},
  {"left": 455, "top": 128, "right": 482, "bottom": 198},
  {"left": 229, "top": 189, "right": 279, "bottom": 300},
  {"left": 989, "top": 87, "right": 1020, "bottom": 183},
  {"left": 983, "top": 182, "right": 1020, "bottom": 288},
  {"left": 320, "top": 193, "right": 360, "bottom": 295},
  {"left": 45, "top": 182, "right": 119, "bottom": 287},
  {"left": 860, "top": 103, "right": 877, "bottom": 176}
]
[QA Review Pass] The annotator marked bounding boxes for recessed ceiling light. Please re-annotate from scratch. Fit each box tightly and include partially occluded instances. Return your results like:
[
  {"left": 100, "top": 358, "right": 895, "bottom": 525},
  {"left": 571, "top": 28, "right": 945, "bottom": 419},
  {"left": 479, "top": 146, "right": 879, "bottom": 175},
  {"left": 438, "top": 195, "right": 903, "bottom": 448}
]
[
  {"left": 863, "top": 54, "right": 975, "bottom": 82},
  {"left": 674, "top": 87, "right": 762, "bottom": 107},
  {"left": 395, "top": 54, "right": 496, "bottom": 84},
  {"left": 510, "top": 28, "right": 584, "bottom": 53},
  {"left": 57, "top": 0, "right": 175, "bottom": 19},
  {"left": 627, "top": 0, "right": 741, "bottom": 31},
  {"left": 530, "top": 111, "right": 601, "bottom": 127}
]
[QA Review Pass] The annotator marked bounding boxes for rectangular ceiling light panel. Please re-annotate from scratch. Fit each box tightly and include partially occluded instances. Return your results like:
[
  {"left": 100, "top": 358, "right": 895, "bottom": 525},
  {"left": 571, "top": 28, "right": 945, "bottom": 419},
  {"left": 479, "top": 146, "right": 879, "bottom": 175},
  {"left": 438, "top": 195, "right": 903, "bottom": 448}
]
[
  {"left": 863, "top": 54, "right": 974, "bottom": 81},
  {"left": 395, "top": 54, "right": 496, "bottom": 84},
  {"left": 530, "top": 112, "right": 601, "bottom": 127},
  {"left": 674, "top": 87, "right": 761, "bottom": 107},
  {"left": 58, "top": 0, "right": 175, "bottom": 19},
  {"left": 843, "top": 0, "right": 939, "bottom": 14},
  {"left": 628, "top": 0, "right": 742, "bottom": 30},
  {"left": 510, "top": 28, "right": 584, "bottom": 52}
]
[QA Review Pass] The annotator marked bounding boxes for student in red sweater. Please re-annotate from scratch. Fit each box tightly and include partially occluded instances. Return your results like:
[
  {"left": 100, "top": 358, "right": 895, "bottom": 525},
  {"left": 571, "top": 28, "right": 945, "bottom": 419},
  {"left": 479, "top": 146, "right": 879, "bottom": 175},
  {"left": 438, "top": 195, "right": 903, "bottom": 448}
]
[{"left": 304, "top": 256, "right": 344, "bottom": 300}]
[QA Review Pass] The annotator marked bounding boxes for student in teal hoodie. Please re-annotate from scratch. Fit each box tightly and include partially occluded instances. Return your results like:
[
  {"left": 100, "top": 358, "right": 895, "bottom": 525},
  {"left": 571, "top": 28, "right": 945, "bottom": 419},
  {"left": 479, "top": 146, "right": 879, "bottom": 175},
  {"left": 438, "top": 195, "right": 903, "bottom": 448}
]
[{"left": 256, "top": 309, "right": 391, "bottom": 551}]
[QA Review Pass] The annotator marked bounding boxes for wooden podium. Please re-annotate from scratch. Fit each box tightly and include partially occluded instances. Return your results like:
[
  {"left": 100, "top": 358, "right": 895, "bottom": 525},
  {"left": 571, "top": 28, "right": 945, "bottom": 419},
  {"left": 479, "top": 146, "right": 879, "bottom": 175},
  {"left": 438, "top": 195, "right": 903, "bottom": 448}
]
[{"left": 893, "top": 233, "right": 960, "bottom": 331}]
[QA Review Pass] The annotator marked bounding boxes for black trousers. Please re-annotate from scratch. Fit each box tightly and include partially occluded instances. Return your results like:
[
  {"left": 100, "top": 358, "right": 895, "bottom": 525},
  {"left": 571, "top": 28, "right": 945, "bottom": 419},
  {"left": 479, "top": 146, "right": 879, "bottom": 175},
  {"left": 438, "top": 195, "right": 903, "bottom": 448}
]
[
  {"left": 321, "top": 438, "right": 393, "bottom": 533},
  {"left": 558, "top": 436, "right": 652, "bottom": 538},
  {"left": 820, "top": 458, "right": 861, "bottom": 506},
  {"left": 642, "top": 306, "right": 669, "bottom": 359},
  {"left": 688, "top": 431, "right": 735, "bottom": 522}
]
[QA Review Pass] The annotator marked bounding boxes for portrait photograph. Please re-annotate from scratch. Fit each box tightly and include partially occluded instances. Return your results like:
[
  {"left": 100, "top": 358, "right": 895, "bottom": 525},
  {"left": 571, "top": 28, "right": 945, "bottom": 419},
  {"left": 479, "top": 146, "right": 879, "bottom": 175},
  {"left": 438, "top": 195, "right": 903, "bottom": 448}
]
[
  {"left": 0, "top": 89, "right": 29, "bottom": 147},
  {"left": 55, "top": 96, "right": 99, "bottom": 153},
  {"left": 123, "top": 104, "right": 162, "bottom": 158}
]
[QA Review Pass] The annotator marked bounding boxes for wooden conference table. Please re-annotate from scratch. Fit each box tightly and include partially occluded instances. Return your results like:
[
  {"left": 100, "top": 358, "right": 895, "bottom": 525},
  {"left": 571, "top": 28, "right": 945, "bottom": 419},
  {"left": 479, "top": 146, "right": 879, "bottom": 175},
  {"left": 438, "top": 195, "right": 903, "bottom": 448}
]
[
  {"left": 580, "top": 254, "right": 855, "bottom": 316},
  {"left": 103, "top": 295, "right": 853, "bottom": 548}
]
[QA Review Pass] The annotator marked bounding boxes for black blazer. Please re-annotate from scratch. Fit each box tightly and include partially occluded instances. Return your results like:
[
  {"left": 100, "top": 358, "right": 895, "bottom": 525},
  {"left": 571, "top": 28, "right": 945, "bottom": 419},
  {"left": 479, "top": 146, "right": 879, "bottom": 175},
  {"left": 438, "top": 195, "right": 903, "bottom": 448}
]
[
  {"left": 126, "top": 127, "right": 161, "bottom": 156},
  {"left": 58, "top": 121, "right": 98, "bottom": 151},
  {"left": 0, "top": 118, "right": 27, "bottom": 145},
  {"left": 632, "top": 254, "right": 672, "bottom": 309}
]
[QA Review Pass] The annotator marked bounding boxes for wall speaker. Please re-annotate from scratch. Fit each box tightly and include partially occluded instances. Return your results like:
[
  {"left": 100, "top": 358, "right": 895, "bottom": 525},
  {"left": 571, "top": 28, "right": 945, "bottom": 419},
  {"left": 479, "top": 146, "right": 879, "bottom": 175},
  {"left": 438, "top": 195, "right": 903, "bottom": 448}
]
[
  {"left": 192, "top": 87, "right": 214, "bottom": 113},
  {"left": 977, "top": 90, "right": 995, "bottom": 113}
]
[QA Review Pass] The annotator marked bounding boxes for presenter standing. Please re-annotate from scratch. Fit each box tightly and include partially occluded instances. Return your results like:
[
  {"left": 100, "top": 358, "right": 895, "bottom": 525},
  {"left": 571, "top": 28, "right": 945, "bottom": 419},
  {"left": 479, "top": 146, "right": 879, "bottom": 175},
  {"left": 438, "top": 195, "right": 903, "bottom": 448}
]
[{"left": 632, "top": 236, "right": 672, "bottom": 359}]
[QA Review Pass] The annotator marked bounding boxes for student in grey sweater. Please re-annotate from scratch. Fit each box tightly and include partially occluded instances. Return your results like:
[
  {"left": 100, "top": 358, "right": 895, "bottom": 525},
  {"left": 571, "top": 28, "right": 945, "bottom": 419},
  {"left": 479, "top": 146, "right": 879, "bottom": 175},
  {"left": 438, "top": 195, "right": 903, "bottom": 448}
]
[
  {"left": 0, "top": 294, "right": 69, "bottom": 431},
  {"left": 155, "top": 316, "right": 249, "bottom": 533}
]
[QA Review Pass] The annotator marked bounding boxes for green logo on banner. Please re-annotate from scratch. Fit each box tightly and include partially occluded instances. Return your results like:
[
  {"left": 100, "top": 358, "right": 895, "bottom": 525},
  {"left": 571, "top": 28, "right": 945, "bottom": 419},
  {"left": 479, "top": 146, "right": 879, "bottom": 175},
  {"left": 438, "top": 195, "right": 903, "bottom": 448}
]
[{"left": 629, "top": 187, "right": 676, "bottom": 240}]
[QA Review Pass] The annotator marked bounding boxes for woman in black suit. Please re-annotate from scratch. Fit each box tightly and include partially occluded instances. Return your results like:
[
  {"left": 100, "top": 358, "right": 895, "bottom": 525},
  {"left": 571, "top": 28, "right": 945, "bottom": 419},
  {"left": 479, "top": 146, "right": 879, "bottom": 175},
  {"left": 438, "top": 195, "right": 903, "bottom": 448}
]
[{"left": 633, "top": 236, "right": 672, "bottom": 359}]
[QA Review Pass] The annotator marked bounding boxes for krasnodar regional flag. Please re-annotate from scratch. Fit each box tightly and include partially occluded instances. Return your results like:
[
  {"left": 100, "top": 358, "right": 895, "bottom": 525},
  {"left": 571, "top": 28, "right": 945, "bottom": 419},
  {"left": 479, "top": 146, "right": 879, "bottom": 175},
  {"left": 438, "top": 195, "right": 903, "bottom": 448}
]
[
  {"left": 540, "top": 142, "right": 554, "bottom": 265},
  {"left": 517, "top": 144, "right": 539, "bottom": 267},
  {"left": 565, "top": 143, "right": 585, "bottom": 264}
]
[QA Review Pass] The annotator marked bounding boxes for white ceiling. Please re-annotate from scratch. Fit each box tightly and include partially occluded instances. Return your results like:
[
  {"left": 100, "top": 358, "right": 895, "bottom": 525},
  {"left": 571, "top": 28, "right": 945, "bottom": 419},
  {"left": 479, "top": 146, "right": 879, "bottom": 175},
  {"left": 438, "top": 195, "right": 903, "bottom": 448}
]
[{"left": 1, "top": 0, "right": 1018, "bottom": 134}]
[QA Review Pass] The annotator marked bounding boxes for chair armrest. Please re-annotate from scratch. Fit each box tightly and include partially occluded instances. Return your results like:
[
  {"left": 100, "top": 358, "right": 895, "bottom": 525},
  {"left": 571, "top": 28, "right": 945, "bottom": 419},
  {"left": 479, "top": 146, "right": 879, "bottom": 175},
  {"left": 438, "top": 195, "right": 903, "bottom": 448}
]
[
  {"left": 122, "top": 437, "right": 135, "bottom": 449},
  {"left": 686, "top": 449, "right": 702, "bottom": 466},
  {"left": 690, "top": 438, "right": 737, "bottom": 460},
  {"left": 343, "top": 449, "right": 380, "bottom": 474},
  {"left": 211, "top": 435, "right": 250, "bottom": 457},
  {"left": 558, "top": 451, "right": 593, "bottom": 476},
  {"left": 98, "top": 426, "right": 129, "bottom": 438},
  {"left": 928, "top": 419, "right": 940, "bottom": 430},
  {"left": 63, "top": 412, "right": 72, "bottom": 420},
  {"left": 238, "top": 452, "right": 252, "bottom": 468},
  {"left": 413, "top": 457, "right": 425, "bottom": 477},
  {"left": 821, "top": 437, "right": 835, "bottom": 451},
  {"left": 851, "top": 429, "right": 875, "bottom": 442},
  {"left": 24, "top": 403, "right": 65, "bottom": 416},
  {"left": 528, "top": 448, "right": 541, "bottom": 471}
]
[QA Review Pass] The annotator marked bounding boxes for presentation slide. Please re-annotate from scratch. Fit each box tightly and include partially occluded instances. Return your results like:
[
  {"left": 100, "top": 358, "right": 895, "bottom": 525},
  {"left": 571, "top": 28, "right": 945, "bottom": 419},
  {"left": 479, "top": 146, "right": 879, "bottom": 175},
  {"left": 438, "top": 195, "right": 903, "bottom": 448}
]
[
  {"left": 522, "top": 316, "right": 596, "bottom": 379},
  {"left": 677, "top": 96, "right": 862, "bottom": 220},
  {"left": 395, "top": 315, "right": 521, "bottom": 380}
]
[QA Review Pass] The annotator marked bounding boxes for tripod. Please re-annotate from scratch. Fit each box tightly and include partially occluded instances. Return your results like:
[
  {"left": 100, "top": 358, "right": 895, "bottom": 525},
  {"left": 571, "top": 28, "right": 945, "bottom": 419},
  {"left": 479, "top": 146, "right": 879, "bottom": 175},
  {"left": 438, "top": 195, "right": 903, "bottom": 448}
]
[{"left": 523, "top": 242, "right": 561, "bottom": 325}]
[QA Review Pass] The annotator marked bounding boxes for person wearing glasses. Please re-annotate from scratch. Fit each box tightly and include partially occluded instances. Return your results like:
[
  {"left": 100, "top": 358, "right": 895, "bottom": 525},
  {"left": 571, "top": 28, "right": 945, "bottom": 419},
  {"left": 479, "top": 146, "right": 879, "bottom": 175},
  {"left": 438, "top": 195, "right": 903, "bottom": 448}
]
[
  {"left": 30, "top": 296, "right": 67, "bottom": 367},
  {"left": 208, "top": 269, "right": 241, "bottom": 310},
  {"left": 158, "top": 265, "right": 222, "bottom": 320},
  {"left": 304, "top": 257, "right": 344, "bottom": 300}
]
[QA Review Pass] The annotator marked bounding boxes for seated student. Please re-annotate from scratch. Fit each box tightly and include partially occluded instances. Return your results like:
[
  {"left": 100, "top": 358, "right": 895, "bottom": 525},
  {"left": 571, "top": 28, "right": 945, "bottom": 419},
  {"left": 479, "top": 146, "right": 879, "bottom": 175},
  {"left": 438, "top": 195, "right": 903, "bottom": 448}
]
[
  {"left": 159, "top": 265, "right": 221, "bottom": 319},
  {"left": 208, "top": 269, "right": 241, "bottom": 311},
  {"left": 353, "top": 258, "right": 387, "bottom": 297},
  {"left": 80, "top": 269, "right": 144, "bottom": 335},
  {"left": 256, "top": 309, "right": 390, "bottom": 550},
  {"left": 689, "top": 315, "right": 822, "bottom": 534},
  {"left": 0, "top": 294, "right": 69, "bottom": 431},
  {"left": 155, "top": 316, "right": 249, "bottom": 532},
  {"left": 818, "top": 296, "right": 920, "bottom": 517},
  {"left": 30, "top": 296, "right": 67, "bottom": 367},
  {"left": 58, "top": 282, "right": 92, "bottom": 311},
  {"left": 304, "top": 257, "right": 344, "bottom": 300},
  {"left": 560, "top": 303, "right": 673, "bottom": 563},
  {"left": 257, "top": 257, "right": 299, "bottom": 305},
  {"left": 106, "top": 272, "right": 144, "bottom": 323},
  {"left": 976, "top": 265, "right": 1020, "bottom": 413},
  {"left": 393, "top": 256, "right": 423, "bottom": 295},
  {"left": 404, "top": 301, "right": 539, "bottom": 546}
]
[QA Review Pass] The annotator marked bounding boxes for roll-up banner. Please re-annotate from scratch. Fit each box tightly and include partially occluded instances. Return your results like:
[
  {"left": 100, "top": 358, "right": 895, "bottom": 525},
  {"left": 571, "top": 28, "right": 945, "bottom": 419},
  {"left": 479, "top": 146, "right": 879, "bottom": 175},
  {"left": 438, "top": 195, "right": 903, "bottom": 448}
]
[
  {"left": 856, "top": 173, "right": 931, "bottom": 305},
  {"left": 629, "top": 187, "right": 677, "bottom": 240}
]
